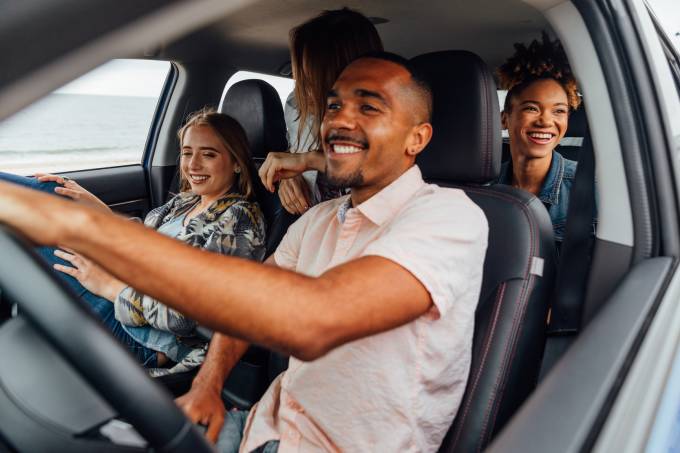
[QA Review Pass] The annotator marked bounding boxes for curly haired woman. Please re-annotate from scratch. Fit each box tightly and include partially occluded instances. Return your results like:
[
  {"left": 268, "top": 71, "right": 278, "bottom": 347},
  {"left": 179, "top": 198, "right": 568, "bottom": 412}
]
[{"left": 497, "top": 32, "right": 596, "bottom": 249}]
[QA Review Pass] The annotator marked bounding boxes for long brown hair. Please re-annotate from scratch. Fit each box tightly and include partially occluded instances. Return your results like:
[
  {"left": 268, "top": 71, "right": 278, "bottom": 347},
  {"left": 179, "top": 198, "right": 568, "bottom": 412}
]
[
  {"left": 177, "top": 108, "right": 256, "bottom": 199},
  {"left": 290, "top": 8, "right": 383, "bottom": 150}
]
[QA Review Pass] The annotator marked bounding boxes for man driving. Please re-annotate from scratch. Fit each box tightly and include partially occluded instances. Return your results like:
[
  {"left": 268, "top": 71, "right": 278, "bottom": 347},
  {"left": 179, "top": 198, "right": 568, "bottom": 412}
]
[{"left": 0, "top": 52, "right": 488, "bottom": 452}]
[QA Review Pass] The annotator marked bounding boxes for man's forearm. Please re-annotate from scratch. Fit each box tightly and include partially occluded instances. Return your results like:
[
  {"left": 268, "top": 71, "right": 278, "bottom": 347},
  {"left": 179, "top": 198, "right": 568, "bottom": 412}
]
[
  {"left": 0, "top": 183, "right": 431, "bottom": 361},
  {"left": 193, "top": 334, "right": 249, "bottom": 392},
  {"left": 63, "top": 207, "right": 329, "bottom": 358}
]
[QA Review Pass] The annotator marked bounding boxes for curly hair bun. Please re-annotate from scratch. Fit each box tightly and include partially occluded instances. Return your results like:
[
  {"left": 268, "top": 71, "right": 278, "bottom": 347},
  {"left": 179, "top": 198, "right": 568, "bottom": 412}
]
[{"left": 498, "top": 32, "right": 581, "bottom": 110}]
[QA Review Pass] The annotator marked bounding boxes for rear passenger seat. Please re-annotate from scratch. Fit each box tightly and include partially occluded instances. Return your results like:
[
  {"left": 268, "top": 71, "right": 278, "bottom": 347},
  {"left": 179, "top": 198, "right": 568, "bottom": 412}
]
[
  {"left": 219, "top": 79, "right": 296, "bottom": 257},
  {"left": 555, "top": 104, "right": 587, "bottom": 162}
]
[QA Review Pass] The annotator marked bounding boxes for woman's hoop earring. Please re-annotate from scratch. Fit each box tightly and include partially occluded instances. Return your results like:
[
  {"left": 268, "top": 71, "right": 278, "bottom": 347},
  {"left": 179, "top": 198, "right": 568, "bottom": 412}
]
[{"left": 234, "top": 167, "right": 241, "bottom": 174}]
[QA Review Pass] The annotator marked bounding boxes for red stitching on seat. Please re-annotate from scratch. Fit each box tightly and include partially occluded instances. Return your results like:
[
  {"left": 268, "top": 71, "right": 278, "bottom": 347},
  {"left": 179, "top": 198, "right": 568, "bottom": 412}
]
[
  {"left": 452, "top": 187, "right": 542, "bottom": 452},
  {"left": 477, "top": 192, "right": 539, "bottom": 450},
  {"left": 449, "top": 282, "right": 507, "bottom": 450}
]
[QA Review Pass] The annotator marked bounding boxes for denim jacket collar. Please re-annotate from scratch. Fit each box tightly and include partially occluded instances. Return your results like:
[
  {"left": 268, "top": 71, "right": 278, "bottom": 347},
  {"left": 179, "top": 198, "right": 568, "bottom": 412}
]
[{"left": 499, "top": 151, "right": 564, "bottom": 207}]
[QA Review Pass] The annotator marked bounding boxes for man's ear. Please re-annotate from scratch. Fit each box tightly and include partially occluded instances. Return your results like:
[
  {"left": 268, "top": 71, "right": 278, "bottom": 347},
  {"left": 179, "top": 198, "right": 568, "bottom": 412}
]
[
  {"left": 501, "top": 110, "right": 509, "bottom": 130},
  {"left": 406, "top": 123, "right": 433, "bottom": 157}
]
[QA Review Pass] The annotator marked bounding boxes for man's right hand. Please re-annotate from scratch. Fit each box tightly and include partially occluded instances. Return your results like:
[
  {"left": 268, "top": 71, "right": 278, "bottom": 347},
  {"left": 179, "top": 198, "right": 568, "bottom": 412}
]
[
  {"left": 175, "top": 383, "right": 226, "bottom": 444},
  {"left": 258, "top": 150, "right": 325, "bottom": 192}
]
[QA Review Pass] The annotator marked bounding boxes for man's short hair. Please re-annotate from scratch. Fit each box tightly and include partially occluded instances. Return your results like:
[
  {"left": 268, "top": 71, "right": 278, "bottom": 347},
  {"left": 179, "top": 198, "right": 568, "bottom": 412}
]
[{"left": 354, "top": 51, "right": 433, "bottom": 123}]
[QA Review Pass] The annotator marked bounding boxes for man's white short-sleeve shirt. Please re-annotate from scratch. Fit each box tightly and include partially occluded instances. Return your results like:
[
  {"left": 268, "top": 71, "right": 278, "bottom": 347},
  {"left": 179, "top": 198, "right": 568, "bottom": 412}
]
[{"left": 242, "top": 165, "right": 488, "bottom": 452}]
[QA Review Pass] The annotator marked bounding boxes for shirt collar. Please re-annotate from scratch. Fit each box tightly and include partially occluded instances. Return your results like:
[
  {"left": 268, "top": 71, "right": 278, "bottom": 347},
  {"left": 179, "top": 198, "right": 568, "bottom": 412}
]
[{"left": 336, "top": 165, "right": 426, "bottom": 226}]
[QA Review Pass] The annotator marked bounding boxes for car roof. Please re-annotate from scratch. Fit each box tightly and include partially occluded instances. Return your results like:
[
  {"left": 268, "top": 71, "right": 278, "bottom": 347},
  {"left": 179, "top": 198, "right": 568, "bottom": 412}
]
[
  {"left": 0, "top": 0, "right": 551, "bottom": 119},
  {"left": 160, "top": 0, "right": 549, "bottom": 73}
]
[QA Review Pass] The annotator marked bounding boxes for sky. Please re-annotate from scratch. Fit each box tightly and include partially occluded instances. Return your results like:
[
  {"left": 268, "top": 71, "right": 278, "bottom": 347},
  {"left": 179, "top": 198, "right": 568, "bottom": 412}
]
[
  {"left": 56, "top": 59, "right": 171, "bottom": 98},
  {"left": 56, "top": 60, "right": 295, "bottom": 105},
  {"left": 56, "top": 3, "right": 679, "bottom": 100},
  {"left": 648, "top": 0, "right": 680, "bottom": 48}
]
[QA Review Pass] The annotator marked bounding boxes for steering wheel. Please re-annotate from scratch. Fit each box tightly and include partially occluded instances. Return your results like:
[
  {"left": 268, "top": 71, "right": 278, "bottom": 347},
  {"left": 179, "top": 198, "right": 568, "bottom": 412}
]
[{"left": 0, "top": 226, "right": 213, "bottom": 452}]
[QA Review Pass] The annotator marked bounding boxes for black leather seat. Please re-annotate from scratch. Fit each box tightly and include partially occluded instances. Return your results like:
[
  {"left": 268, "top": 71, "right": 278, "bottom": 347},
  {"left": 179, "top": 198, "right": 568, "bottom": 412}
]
[
  {"left": 411, "top": 51, "right": 557, "bottom": 452},
  {"left": 219, "top": 79, "right": 294, "bottom": 257},
  {"left": 555, "top": 104, "right": 587, "bottom": 162}
]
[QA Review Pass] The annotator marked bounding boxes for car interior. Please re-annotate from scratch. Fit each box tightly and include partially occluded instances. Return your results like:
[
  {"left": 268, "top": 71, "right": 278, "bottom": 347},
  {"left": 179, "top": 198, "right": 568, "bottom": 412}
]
[{"left": 0, "top": 0, "right": 679, "bottom": 452}]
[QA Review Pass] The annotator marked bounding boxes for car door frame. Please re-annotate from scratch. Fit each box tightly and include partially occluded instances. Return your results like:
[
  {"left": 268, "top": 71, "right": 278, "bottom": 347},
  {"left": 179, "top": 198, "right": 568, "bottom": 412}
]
[{"left": 488, "top": 0, "right": 680, "bottom": 451}]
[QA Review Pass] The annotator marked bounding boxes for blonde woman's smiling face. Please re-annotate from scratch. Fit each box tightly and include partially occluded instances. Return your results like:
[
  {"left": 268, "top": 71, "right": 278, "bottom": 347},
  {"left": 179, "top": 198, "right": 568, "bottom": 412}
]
[{"left": 180, "top": 125, "right": 238, "bottom": 201}]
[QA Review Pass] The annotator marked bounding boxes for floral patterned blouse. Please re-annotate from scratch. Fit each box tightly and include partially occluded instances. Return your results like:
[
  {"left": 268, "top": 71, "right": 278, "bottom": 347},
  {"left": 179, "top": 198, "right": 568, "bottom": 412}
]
[{"left": 113, "top": 190, "right": 266, "bottom": 375}]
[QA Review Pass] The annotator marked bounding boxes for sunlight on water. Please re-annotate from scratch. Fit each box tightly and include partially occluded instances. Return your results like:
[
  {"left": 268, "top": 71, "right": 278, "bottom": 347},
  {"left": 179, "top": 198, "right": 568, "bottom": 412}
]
[{"left": 0, "top": 93, "right": 158, "bottom": 175}]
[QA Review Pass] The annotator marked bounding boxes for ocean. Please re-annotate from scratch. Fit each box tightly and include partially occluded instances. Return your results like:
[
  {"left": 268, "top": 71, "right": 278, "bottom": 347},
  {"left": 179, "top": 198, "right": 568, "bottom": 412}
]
[{"left": 0, "top": 93, "right": 159, "bottom": 175}]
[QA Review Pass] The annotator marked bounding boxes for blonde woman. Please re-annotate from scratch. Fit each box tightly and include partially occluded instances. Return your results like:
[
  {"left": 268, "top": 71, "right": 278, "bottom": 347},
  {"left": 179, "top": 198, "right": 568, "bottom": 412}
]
[{"left": 0, "top": 109, "right": 265, "bottom": 376}]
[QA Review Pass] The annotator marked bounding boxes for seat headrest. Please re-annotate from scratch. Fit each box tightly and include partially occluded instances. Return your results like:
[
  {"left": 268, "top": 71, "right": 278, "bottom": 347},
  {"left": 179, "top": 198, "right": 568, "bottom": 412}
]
[
  {"left": 411, "top": 51, "right": 501, "bottom": 184},
  {"left": 565, "top": 104, "right": 587, "bottom": 138},
  {"left": 219, "top": 79, "right": 289, "bottom": 158}
]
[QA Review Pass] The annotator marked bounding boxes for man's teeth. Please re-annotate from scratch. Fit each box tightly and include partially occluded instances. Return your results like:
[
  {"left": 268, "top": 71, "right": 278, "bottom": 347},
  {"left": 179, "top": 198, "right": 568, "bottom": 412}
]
[
  {"left": 529, "top": 132, "right": 553, "bottom": 139},
  {"left": 191, "top": 175, "right": 209, "bottom": 181},
  {"left": 333, "top": 144, "right": 362, "bottom": 154}
]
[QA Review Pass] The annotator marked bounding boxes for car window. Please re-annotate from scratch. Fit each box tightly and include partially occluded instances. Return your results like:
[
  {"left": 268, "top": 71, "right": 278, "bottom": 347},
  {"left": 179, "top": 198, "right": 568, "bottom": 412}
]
[
  {"left": 221, "top": 70, "right": 295, "bottom": 109},
  {"left": 0, "top": 59, "right": 170, "bottom": 175},
  {"left": 646, "top": 0, "right": 680, "bottom": 54},
  {"left": 654, "top": 26, "right": 680, "bottom": 100}
]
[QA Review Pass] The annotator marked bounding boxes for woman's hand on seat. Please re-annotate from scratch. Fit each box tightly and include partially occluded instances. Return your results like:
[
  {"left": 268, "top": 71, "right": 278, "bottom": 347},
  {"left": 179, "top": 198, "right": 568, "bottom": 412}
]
[
  {"left": 279, "top": 175, "right": 311, "bottom": 214},
  {"left": 34, "top": 173, "right": 112, "bottom": 213},
  {"left": 53, "top": 248, "right": 125, "bottom": 301},
  {"left": 175, "top": 382, "right": 226, "bottom": 444}
]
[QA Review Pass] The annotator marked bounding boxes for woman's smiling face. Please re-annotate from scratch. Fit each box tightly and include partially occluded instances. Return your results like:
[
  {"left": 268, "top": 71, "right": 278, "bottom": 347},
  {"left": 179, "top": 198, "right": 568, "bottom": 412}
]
[
  {"left": 180, "top": 125, "right": 237, "bottom": 200},
  {"left": 502, "top": 78, "right": 570, "bottom": 161}
]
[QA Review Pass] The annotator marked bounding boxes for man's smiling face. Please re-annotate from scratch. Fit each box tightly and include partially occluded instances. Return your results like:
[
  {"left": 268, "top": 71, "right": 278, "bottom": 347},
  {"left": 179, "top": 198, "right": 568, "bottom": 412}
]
[{"left": 320, "top": 58, "right": 427, "bottom": 199}]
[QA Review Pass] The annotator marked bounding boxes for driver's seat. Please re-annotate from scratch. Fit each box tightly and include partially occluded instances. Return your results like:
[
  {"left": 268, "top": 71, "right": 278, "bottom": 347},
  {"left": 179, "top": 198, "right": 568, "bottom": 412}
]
[{"left": 411, "top": 50, "right": 558, "bottom": 452}]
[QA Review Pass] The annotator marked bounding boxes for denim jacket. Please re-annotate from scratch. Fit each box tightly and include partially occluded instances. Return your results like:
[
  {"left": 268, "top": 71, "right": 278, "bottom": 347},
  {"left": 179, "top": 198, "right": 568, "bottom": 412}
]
[{"left": 498, "top": 151, "right": 597, "bottom": 245}]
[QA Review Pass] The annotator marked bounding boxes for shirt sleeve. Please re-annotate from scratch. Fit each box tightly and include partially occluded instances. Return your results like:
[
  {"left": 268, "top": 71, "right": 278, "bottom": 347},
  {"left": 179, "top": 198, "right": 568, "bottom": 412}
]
[
  {"left": 202, "top": 203, "right": 267, "bottom": 262},
  {"left": 362, "top": 192, "right": 488, "bottom": 318},
  {"left": 273, "top": 209, "right": 313, "bottom": 271},
  {"left": 113, "top": 286, "right": 197, "bottom": 335}
]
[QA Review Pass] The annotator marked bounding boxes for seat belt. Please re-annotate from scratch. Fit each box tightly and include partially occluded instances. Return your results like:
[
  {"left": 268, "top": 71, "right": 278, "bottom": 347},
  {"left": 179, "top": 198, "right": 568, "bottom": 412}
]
[{"left": 540, "top": 123, "right": 596, "bottom": 378}]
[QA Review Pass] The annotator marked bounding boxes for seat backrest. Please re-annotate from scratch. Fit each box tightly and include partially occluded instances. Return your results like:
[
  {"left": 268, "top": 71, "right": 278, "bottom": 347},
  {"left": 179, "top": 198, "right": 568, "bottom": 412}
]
[
  {"left": 555, "top": 104, "right": 587, "bottom": 162},
  {"left": 411, "top": 50, "right": 557, "bottom": 453},
  {"left": 219, "top": 79, "right": 293, "bottom": 257}
]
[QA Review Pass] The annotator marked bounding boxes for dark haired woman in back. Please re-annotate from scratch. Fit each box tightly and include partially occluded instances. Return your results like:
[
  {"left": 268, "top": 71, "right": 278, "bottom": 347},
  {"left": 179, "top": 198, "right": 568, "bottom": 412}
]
[{"left": 497, "top": 32, "right": 596, "bottom": 248}]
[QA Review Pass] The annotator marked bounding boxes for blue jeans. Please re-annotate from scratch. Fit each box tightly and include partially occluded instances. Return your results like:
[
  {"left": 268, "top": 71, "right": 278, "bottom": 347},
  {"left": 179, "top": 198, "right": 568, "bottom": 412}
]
[
  {"left": 217, "top": 410, "right": 279, "bottom": 453},
  {"left": 0, "top": 172, "right": 158, "bottom": 366}
]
